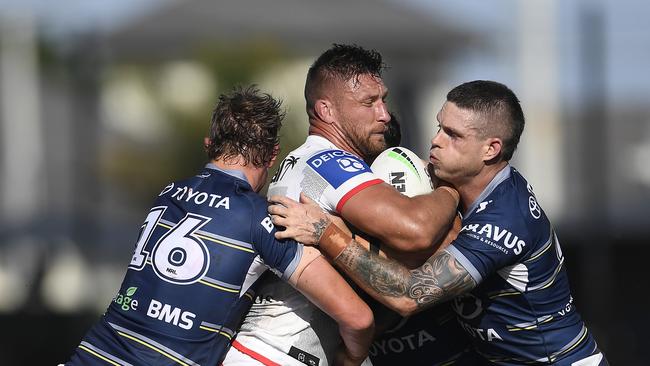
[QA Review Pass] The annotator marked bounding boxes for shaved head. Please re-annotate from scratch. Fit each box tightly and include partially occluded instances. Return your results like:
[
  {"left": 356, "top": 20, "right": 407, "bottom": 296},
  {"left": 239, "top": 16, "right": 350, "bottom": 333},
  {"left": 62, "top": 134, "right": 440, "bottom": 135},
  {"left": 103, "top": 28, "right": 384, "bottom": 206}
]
[
  {"left": 305, "top": 44, "right": 385, "bottom": 118},
  {"left": 446, "top": 80, "right": 525, "bottom": 161}
]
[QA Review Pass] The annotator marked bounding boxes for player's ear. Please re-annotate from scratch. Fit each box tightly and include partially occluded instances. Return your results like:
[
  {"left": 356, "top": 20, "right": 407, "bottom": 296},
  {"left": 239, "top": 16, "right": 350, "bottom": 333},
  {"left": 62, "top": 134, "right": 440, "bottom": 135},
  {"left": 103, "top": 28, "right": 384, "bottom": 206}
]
[
  {"left": 483, "top": 137, "right": 503, "bottom": 162},
  {"left": 314, "top": 98, "right": 336, "bottom": 125}
]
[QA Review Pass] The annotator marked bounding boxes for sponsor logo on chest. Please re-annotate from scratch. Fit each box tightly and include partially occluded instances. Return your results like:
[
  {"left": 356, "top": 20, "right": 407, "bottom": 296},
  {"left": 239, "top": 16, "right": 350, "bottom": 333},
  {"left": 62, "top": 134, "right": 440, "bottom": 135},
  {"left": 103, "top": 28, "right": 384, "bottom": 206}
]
[
  {"left": 307, "top": 150, "right": 369, "bottom": 189},
  {"left": 461, "top": 223, "right": 526, "bottom": 255}
]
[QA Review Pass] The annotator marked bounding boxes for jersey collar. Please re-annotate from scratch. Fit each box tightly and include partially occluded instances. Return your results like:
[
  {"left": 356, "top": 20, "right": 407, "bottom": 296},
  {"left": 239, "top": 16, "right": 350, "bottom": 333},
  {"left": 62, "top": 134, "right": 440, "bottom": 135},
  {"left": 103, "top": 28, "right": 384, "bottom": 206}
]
[
  {"left": 306, "top": 134, "right": 338, "bottom": 149},
  {"left": 204, "top": 163, "right": 250, "bottom": 185},
  {"left": 463, "top": 164, "right": 512, "bottom": 218}
]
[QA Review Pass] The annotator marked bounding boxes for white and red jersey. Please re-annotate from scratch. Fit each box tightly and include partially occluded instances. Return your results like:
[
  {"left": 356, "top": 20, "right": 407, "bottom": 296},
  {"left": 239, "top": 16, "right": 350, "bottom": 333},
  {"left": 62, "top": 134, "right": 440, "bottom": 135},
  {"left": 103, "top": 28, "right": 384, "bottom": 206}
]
[{"left": 228, "top": 135, "right": 382, "bottom": 366}]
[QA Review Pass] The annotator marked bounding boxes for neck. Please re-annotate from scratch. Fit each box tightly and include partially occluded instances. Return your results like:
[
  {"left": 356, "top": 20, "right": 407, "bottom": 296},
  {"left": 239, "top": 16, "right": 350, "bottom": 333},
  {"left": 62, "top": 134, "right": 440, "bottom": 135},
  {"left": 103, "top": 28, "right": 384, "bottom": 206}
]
[
  {"left": 210, "top": 157, "right": 265, "bottom": 192},
  {"left": 308, "top": 120, "right": 365, "bottom": 159},
  {"left": 456, "top": 161, "right": 508, "bottom": 214}
]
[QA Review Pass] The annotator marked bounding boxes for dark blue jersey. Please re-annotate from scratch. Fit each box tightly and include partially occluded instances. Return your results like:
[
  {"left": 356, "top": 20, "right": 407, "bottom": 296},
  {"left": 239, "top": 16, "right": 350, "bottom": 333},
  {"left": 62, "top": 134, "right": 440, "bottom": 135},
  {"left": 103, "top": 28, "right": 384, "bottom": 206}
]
[
  {"left": 67, "top": 164, "right": 302, "bottom": 366},
  {"left": 447, "top": 166, "right": 600, "bottom": 365},
  {"left": 369, "top": 302, "right": 471, "bottom": 366}
]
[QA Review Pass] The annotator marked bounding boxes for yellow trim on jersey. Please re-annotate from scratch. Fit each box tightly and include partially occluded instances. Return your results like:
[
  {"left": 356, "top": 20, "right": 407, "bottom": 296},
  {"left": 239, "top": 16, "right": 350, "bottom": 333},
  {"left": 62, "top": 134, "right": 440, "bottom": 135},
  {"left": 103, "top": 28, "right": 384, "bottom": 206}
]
[
  {"left": 489, "top": 291, "right": 520, "bottom": 299},
  {"left": 199, "top": 279, "right": 239, "bottom": 293},
  {"left": 526, "top": 239, "right": 553, "bottom": 262},
  {"left": 552, "top": 328, "right": 589, "bottom": 360},
  {"left": 508, "top": 316, "right": 554, "bottom": 332},
  {"left": 158, "top": 222, "right": 173, "bottom": 229},
  {"left": 509, "top": 324, "right": 539, "bottom": 332},
  {"left": 199, "top": 325, "right": 233, "bottom": 339},
  {"left": 157, "top": 222, "right": 255, "bottom": 253},
  {"left": 196, "top": 233, "right": 255, "bottom": 253},
  {"left": 78, "top": 345, "right": 121, "bottom": 366},
  {"left": 116, "top": 331, "right": 190, "bottom": 366},
  {"left": 244, "top": 292, "right": 253, "bottom": 301}
]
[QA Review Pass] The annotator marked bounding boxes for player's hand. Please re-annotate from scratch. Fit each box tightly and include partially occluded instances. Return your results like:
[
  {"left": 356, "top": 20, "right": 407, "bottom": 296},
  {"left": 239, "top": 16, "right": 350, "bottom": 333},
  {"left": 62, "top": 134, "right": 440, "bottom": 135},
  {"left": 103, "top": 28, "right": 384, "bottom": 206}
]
[{"left": 268, "top": 193, "right": 332, "bottom": 245}]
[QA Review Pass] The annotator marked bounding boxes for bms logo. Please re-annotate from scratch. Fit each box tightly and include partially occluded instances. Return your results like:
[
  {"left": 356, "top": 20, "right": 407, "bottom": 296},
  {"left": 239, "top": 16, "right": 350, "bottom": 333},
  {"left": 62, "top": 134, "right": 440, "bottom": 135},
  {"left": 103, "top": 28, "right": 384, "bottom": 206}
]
[{"left": 337, "top": 157, "right": 365, "bottom": 172}]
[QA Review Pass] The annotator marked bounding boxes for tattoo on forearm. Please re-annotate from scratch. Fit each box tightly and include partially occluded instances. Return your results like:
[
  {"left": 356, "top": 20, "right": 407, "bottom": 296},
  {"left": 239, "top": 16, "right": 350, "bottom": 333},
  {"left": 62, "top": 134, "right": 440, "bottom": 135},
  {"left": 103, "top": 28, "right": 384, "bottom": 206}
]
[
  {"left": 336, "top": 243, "right": 476, "bottom": 310},
  {"left": 312, "top": 218, "right": 330, "bottom": 243}
]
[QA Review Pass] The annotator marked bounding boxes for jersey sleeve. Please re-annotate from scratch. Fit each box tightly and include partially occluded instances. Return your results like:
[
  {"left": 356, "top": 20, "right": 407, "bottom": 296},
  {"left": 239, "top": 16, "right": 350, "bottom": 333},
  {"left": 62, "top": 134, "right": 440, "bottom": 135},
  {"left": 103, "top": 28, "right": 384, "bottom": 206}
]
[
  {"left": 250, "top": 197, "right": 302, "bottom": 281},
  {"left": 304, "top": 149, "right": 383, "bottom": 212},
  {"left": 447, "top": 210, "right": 529, "bottom": 286}
]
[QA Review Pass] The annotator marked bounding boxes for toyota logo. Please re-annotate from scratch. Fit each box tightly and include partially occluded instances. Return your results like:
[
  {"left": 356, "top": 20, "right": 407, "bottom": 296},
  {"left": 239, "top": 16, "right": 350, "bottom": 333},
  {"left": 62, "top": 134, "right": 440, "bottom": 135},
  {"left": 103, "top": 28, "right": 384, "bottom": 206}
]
[{"left": 528, "top": 196, "right": 541, "bottom": 219}]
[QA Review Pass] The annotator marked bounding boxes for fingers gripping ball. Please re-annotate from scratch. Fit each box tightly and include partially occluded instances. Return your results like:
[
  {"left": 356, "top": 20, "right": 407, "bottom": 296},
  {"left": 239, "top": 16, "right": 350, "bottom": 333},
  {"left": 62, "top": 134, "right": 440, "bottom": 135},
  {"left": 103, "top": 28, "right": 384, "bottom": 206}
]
[{"left": 370, "top": 147, "right": 433, "bottom": 197}]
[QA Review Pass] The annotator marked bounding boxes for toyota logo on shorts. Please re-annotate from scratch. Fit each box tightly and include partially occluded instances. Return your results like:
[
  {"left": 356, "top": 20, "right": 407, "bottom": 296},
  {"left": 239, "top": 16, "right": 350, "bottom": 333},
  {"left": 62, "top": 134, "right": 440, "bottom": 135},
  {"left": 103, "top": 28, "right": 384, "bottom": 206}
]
[{"left": 337, "top": 157, "right": 364, "bottom": 172}]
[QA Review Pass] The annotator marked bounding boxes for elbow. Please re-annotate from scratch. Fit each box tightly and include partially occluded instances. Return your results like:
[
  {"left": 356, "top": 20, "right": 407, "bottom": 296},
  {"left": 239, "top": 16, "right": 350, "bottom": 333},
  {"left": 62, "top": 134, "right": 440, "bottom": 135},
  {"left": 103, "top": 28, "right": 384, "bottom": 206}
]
[
  {"left": 350, "top": 306, "right": 375, "bottom": 333},
  {"left": 338, "top": 304, "right": 375, "bottom": 334},
  {"left": 392, "top": 301, "right": 418, "bottom": 318},
  {"left": 396, "top": 219, "right": 437, "bottom": 253}
]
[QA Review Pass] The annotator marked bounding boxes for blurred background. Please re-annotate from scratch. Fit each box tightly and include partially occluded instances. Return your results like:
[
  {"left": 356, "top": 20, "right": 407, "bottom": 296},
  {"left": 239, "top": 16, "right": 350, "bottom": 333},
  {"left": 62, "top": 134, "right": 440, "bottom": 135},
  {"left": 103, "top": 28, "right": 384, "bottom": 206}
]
[{"left": 0, "top": 0, "right": 648, "bottom": 364}]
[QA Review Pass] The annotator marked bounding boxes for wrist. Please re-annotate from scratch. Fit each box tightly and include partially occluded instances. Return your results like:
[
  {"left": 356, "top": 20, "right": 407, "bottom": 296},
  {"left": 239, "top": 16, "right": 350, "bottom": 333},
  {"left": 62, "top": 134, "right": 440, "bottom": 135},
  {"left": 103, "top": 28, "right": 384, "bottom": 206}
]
[{"left": 318, "top": 222, "right": 354, "bottom": 259}]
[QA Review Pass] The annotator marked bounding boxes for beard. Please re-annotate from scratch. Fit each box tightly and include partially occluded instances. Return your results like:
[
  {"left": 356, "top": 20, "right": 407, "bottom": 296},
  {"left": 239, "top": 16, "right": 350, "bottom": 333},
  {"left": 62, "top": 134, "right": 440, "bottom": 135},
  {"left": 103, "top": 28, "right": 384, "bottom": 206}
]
[{"left": 341, "top": 119, "right": 387, "bottom": 162}]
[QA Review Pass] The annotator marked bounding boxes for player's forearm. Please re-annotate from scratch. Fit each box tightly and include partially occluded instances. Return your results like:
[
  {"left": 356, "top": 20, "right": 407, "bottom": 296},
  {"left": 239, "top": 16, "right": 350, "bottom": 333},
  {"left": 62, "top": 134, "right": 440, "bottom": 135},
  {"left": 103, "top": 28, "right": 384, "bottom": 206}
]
[
  {"left": 317, "top": 224, "right": 420, "bottom": 315},
  {"left": 319, "top": 223, "right": 476, "bottom": 316}
]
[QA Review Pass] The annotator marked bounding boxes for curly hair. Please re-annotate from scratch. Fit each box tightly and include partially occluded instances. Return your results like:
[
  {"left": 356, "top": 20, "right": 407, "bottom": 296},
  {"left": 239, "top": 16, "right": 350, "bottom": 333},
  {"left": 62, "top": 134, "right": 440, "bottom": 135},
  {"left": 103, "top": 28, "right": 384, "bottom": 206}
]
[
  {"left": 304, "top": 44, "right": 385, "bottom": 111},
  {"left": 205, "top": 86, "right": 284, "bottom": 167},
  {"left": 447, "top": 80, "right": 525, "bottom": 161}
]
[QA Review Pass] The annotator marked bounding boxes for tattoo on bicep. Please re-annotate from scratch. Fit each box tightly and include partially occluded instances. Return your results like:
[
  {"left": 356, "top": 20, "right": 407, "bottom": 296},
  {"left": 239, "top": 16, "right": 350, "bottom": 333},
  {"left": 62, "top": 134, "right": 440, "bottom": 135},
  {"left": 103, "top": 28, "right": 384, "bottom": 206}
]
[
  {"left": 312, "top": 218, "right": 330, "bottom": 243},
  {"left": 337, "top": 244, "right": 475, "bottom": 310}
]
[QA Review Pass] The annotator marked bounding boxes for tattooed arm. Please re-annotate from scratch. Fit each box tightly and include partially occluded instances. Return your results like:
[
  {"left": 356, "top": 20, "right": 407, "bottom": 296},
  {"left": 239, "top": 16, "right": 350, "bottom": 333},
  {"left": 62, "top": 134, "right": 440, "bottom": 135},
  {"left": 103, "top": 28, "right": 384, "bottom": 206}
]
[
  {"left": 323, "top": 223, "right": 476, "bottom": 316},
  {"left": 269, "top": 195, "right": 476, "bottom": 315}
]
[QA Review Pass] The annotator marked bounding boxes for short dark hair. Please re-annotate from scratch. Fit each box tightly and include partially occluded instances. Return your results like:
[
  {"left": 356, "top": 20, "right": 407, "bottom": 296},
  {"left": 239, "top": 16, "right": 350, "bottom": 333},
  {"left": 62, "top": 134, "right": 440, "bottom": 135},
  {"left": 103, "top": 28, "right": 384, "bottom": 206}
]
[
  {"left": 447, "top": 80, "right": 525, "bottom": 161},
  {"left": 206, "top": 86, "right": 284, "bottom": 167},
  {"left": 305, "top": 44, "right": 385, "bottom": 112}
]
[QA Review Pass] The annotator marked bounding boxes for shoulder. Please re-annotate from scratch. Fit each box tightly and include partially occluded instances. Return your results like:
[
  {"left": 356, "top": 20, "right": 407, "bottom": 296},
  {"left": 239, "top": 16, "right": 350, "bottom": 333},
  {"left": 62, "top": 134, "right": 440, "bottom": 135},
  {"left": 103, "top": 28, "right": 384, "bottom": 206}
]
[{"left": 466, "top": 169, "right": 550, "bottom": 253}]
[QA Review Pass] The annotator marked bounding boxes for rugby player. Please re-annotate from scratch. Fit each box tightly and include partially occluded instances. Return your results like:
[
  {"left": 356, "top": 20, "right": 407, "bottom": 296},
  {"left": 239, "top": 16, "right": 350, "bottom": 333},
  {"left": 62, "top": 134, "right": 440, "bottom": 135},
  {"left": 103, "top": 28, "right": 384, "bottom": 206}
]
[
  {"left": 64, "top": 86, "right": 374, "bottom": 366},
  {"left": 271, "top": 80, "right": 609, "bottom": 365},
  {"left": 227, "top": 44, "right": 468, "bottom": 366}
]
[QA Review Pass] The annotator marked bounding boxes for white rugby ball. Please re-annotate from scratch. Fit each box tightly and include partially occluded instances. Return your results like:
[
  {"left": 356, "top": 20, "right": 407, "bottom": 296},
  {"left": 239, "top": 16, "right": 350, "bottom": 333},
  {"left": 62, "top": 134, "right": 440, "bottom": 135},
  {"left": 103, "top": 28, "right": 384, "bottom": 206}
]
[{"left": 371, "top": 147, "right": 433, "bottom": 197}]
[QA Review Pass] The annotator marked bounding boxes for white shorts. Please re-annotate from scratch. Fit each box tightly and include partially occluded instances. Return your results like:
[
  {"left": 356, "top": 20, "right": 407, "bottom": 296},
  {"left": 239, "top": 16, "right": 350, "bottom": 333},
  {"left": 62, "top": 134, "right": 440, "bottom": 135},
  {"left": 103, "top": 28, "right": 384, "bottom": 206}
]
[
  {"left": 222, "top": 337, "right": 305, "bottom": 366},
  {"left": 222, "top": 336, "right": 374, "bottom": 366}
]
